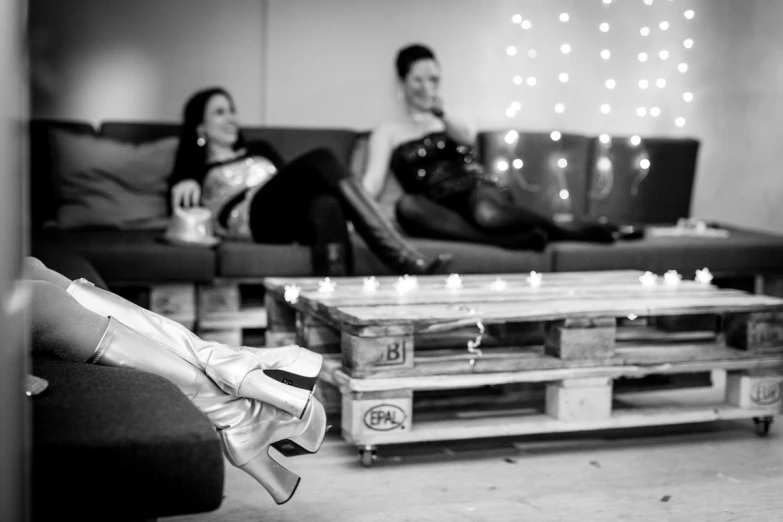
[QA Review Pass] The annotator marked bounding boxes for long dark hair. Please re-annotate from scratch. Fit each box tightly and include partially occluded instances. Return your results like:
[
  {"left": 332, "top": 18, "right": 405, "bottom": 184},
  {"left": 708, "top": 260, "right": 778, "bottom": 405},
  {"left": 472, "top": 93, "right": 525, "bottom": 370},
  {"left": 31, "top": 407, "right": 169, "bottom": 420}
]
[
  {"left": 169, "top": 87, "right": 245, "bottom": 191},
  {"left": 395, "top": 44, "right": 437, "bottom": 80}
]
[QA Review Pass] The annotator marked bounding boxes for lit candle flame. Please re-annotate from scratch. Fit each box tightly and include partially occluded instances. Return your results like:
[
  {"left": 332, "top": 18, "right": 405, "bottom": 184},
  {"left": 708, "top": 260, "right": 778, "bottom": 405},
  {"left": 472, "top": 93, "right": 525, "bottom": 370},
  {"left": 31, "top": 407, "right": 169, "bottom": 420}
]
[
  {"left": 695, "top": 268, "right": 713, "bottom": 284},
  {"left": 284, "top": 285, "right": 301, "bottom": 304},
  {"left": 362, "top": 276, "right": 380, "bottom": 291},
  {"left": 639, "top": 271, "right": 658, "bottom": 287}
]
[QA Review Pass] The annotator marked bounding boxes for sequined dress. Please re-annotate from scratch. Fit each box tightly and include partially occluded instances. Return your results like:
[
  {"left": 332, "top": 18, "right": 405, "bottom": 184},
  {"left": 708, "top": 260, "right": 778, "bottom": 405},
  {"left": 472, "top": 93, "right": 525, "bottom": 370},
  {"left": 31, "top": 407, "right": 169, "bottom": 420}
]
[
  {"left": 201, "top": 155, "right": 279, "bottom": 240},
  {"left": 389, "top": 131, "right": 494, "bottom": 202}
]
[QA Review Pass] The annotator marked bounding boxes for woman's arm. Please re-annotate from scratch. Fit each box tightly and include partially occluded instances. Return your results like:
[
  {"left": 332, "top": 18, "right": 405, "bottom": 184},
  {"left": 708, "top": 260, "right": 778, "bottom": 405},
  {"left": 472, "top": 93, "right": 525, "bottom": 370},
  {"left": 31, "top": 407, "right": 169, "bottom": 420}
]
[
  {"left": 362, "top": 124, "right": 395, "bottom": 199},
  {"left": 431, "top": 97, "right": 477, "bottom": 146}
]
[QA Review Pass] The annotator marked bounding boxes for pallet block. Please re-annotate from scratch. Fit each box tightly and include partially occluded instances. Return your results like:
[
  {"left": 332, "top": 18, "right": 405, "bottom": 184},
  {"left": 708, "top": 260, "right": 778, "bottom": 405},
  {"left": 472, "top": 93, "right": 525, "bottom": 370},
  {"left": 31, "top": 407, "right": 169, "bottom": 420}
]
[
  {"left": 545, "top": 317, "right": 616, "bottom": 359},
  {"left": 198, "top": 282, "right": 240, "bottom": 316},
  {"left": 296, "top": 312, "right": 340, "bottom": 354},
  {"left": 149, "top": 284, "right": 196, "bottom": 326},
  {"left": 724, "top": 311, "right": 783, "bottom": 353},
  {"left": 342, "top": 326, "right": 415, "bottom": 377},
  {"left": 545, "top": 377, "right": 613, "bottom": 422},
  {"left": 726, "top": 371, "right": 783, "bottom": 413},
  {"left": 198, "top": 327, "right": 243, "bottom": 347},
  {"left": 342, "top": 389, "right": 413, "bottom": 444}
]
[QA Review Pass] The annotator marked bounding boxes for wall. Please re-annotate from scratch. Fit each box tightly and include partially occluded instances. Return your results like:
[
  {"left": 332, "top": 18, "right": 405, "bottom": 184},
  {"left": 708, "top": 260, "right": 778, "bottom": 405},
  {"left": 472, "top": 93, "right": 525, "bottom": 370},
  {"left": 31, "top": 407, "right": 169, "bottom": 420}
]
[
  {"left": 29, "top": 0, "right": 267, "bottom": 125},
  {"left": 27, "top": 0, "right": 783, "bottom": 233}
]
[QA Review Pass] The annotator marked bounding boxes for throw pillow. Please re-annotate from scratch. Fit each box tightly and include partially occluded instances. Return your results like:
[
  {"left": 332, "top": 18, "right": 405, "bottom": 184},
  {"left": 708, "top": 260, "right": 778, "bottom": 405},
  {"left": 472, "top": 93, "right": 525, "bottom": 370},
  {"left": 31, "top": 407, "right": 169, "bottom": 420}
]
[{"left": 48, "top": 130, "right": 179, "bottom": 230}]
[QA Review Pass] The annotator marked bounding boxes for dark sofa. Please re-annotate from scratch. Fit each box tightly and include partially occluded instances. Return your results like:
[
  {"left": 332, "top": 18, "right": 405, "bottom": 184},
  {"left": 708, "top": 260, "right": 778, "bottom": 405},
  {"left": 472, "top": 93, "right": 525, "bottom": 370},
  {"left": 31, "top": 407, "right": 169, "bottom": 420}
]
[{"left": 27, "top": 119, "right": 783, "bottom": 519}]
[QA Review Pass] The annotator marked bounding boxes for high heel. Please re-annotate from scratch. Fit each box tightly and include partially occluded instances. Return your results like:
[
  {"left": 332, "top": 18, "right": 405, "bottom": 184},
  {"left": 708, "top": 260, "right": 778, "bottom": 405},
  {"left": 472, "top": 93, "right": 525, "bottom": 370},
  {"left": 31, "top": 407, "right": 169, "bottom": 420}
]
[
  {"left": 336, "top": 177, "right": 453, "bottom": 275},
  {"left": 90, "top": 317, "right": 327, "bottom": 504},
  {"left": 67, "top": 278, "right": 322, "bottom": 418}
]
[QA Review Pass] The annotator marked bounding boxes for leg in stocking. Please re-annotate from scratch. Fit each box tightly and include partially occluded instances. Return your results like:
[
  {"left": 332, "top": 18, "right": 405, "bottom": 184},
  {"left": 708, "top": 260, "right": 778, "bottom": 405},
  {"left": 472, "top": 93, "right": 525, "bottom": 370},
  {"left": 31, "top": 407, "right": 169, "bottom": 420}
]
[
  {"left": 468, "top": 186, "right": 616, "bottom": 243},
  {"left": 395, "top": 194, "right": 548, "bottom": 251},
  {"left": 252, "top": 148, "right": 450, "bottom": 275}
]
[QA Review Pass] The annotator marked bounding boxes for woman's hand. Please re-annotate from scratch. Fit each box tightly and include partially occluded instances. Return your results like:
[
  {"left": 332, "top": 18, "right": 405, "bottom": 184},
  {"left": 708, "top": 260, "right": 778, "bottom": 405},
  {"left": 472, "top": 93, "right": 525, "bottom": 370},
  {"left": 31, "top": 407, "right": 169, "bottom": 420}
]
[{"left": 171, "top": 179, "right": 201, "bottom": 209}]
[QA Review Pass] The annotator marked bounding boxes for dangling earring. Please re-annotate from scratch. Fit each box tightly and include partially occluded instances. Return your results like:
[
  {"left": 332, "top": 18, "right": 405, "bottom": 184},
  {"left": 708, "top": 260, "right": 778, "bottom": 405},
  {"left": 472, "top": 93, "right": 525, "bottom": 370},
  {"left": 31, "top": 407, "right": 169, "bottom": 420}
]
[{"left": 196, "top": 135, "right": 206, "bottom": 147}]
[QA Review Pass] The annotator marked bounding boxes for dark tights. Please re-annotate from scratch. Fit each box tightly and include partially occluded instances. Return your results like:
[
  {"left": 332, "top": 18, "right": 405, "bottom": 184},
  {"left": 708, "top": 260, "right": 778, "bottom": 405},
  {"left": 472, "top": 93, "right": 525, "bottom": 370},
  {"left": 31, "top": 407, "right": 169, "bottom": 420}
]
[
  {"left": 396, "top": 186, "right": 615, "bottom": 248},
  {"left": 249, "top": 148, "right": 352, "bottom": 274}
]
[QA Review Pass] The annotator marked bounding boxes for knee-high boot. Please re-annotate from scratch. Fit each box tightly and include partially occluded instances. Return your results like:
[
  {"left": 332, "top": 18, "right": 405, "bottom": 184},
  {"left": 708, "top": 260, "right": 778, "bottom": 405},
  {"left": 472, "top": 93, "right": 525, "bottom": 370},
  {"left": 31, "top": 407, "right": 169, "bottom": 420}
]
[
  {"left": 90, "top": 317, "right": 326, "bottom": 504},
  {"left": 67, "top": 278, "right": 321, "bottom": 419},
  {"left": 336, "top": 178, "right": 452, "bottom": 275}
]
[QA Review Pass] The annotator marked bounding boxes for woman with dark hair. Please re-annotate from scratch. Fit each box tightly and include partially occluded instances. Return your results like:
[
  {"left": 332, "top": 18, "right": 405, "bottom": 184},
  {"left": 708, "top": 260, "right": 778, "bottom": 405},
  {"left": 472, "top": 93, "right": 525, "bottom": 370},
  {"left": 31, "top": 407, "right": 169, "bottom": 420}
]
[
  {"left": 169, "top": 87, "right": 449, "bottom": 275},
  {"left": 361, "top": 44, "right": 622, "bottom": 249},
  {"left": 24, "top": 256, "right": 325, "bottom": 504}
]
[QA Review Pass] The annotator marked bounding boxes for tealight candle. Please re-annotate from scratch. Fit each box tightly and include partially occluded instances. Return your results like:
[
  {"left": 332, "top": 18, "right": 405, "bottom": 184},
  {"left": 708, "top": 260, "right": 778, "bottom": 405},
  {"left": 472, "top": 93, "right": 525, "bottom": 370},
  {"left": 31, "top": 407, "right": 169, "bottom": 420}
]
[
  {"left": 490, "top": 278, "right": 508, "bottom": 291},
  {"left": 363, "top": 276, "right": 380, "bottom": 292},
  {"left": 639, "top": 271, "right": 658, "bottom": 287},
  {"left": 284, "top": 285, "right": 301, "bottom": 304},
  {"left": 446, "top": 273, "right": 462, "bottom": 289},
  {"left": 318, "top": 277, "right": 336, "bottom": 293},
  {"left": 526, "top": 271, "right": 543, "bottom": 287},
  {"left": 664, "top": 270, "right": 682, "bottom": 286},
  {"left": 695, "top": 267, "right": 713, "bottom": 284}
]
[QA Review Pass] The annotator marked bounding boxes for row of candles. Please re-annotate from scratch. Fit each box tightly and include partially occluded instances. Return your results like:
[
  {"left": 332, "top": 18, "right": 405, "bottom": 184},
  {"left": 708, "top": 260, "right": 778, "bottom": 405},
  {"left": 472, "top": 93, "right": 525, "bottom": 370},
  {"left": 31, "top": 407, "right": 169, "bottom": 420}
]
[{"left": 283, "top": 268, "right": 714, "bottom": 304}]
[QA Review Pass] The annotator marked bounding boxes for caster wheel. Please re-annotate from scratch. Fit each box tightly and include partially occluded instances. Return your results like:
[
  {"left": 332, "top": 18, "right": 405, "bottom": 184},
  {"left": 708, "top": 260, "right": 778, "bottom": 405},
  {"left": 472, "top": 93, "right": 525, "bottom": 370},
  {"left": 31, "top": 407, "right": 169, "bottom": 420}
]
[
  {"left": 358, "top": 447, "right": 377, "bottom": 467},
  {"left": 753, "top": 416, "right": 773, "bottom": 437}
]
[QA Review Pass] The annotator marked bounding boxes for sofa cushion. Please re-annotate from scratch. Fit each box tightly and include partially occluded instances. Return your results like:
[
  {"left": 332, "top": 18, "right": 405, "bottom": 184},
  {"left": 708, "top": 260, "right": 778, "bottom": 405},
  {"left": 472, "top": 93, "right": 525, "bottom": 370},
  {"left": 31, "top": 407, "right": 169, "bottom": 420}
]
[
  {"left": 586, "top": 136, "right": 699, "bottom": 224},
  {"left": 242, "top": 126, "right": 361, "bottom": 166},
  {"left": 30, "top": 251, "right": 108, "bottom": 290},
  {"left": 478, "top": 131, "right": 592, "bottom": 221},
  {"left": 100, "top": 121, "right": 180, "bottom": 143},
  {"left": 29, "top": 120, "right": 96, "bottom": 230},
  {"left": 351, "top": 234, "right": 552, "bottom": 276},
  {"left": 551, "top": 226, "right": 783, "bottom": 275},
  {"left": 31, "top": 359, "right": 224, "bottom": 521},
  {"left": 217, "top": 242, "right": 313, "bottom": 278},
  {"left": 48, "top": 130, "right": 178, "bottom": 230},
  {"left": 32, "top": 229, "right": 216, "bottom": 283}
]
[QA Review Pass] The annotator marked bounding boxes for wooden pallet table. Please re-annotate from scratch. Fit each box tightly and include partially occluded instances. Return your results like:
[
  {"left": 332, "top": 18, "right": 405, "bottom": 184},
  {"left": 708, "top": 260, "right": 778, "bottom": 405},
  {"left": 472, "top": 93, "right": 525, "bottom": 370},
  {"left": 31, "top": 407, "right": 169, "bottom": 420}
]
[{"left": 263, "top": 271, "right": 783, "bottom": 465}]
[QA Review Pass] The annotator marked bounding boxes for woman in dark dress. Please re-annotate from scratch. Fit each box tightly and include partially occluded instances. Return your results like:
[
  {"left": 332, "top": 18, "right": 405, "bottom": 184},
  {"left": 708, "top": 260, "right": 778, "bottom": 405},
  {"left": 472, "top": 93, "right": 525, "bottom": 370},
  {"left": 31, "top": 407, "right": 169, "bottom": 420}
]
[
  {"left": 169, "top": 87, "right": 449, "bottom": 275},
  {"left": 361, "top": 44, "right": 621, "bottom": 249}
]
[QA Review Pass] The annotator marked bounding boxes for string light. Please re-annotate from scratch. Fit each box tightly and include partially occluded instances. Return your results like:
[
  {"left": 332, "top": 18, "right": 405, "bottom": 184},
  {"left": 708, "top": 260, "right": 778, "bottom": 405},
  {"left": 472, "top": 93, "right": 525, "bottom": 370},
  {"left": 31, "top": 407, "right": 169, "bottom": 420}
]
[
  {"left": 528, "top": 49, "right": 537, "bottom": 58},
  {"left": 560, "top": 13, "right": 570, "bottom": 22},
  {"left": 650, "top": 107, "right": 661, "bottom": 117},
  {"left": 656, "top": 78, "right": 667, "bottom": 88},
  {"left": 557, "top": 158, "right": 568, "bottom": 168},
  {"left": 639, "top": 52, "right": 648, "bottom": 62},
  {"left": 395, "top": 275, "right": 418, "bottom": 294},
  {"left": 512, "top": 75, "right": 522, "bottom": 85},
  {"left": 512, "top": 158, "right": 524, "bottom": 169},
  {"left": 659, "top": 50, "right": 669, "bottom": 60},
  {"left": 362, "top": 276, "right": 380, "bottom": 292},
  {"left": 559, "top": 73, "right": 569, "bottom": 83},
  {"left": 550, "top": 131, "right": 562, "bottom": 141},
  {"left": 639, "top": 272, "right": 657, "bottom": 287},
  {"left": 601, "top": 49, "right": 611, "bottom": 59},
  {"left": 605, "top": 79, "right": 616, "bottom": 89},
  {"left": 640, "top": 27, "right": 651, "bottom": 36},
  {"left": 559, "top": 189, "right": 570, "bottom": 200},
  {"left": 526, "top": 77, "right": 537, "bottom": 86},
  {"left": 675, "top": 117, "right": 686, "bottom": 127},
  {"left": 521, "top": 20, "right": 532, "bottom": 29},
  {"left": 505, "top": 108, "right": 515, "bottom": 118},
  {"left": 678, "top": 63, "right": 689, "bottom": 72},
  {"left": 284, "top": 285, "right": 301, "bottom": 304},
  {"left": 446, "top": 274, "right": 463, "bottom": 290},
  {"left": 685, "top": 10, "right": 695, "bottom": 20},
  {"left": 527, "top": 271, "right": 543, "bottom": 287},
  {"left": 630, "top": 135, "right": 642, "bottom": 146},
  {"left": 637, "top": 107, "right": 647, "bottom": 117},
  {"left": 640, "top": 158, "right": 651, "bottom": 169},
  {"left": 512, "top": 14, "right": 522, "bottom": 24},
  {"left": 561, "top": 43, "right": 571, "bottom": 54},
  {"left": 555, "top": 103, "right": 565, "bottom": 113},
  {"left": 664, "top": 270, "right": 682, "bottom": 286},
  {"left": 600, "top": 22, "right": 610, "bottom": 32},
  {"left": 507, "top": 46, "right": 517, "bottom": 56},
  {"left": 511, "top": 101, "right": 521, "bottom": 111},
  {"left": 684, "top": 38, "right": 694, "bottom": 49},
  {"left": 695, "top": 268, "right": 713, "bottom": 284},
  {"left": 683, "top": 92, "right": 694, "bottom": 102},
  {"left": 600, "top": 104, "right": 611, "bottom": 114},
  {"left": 644, "top": 0, "right": 654, "bottom": 5},
  {"left": 505, "top": 130, "right": 519, "bottom": 143},
  {"left": 496, "top": 160, "right": 509, "bottom": 171},
  {"left": 491, "top": 278, "right": 508, "bottom": 291},
  {"left": 639, "top": 79, "right": 649, "bottom": 89},
  {"left": 599, "top": 133, "right": 611, "bottom": 144},
  {"left": 603, "top": 0, "right": 612, "bottom": 4},
  {"left": 318, "top": 277, "right": 336, "bottom": 293},
  {"left": 659, "top": 21, "right": 670, "bottom": 31},
  {"left": 598, "top": 157, "right": 611, "bottom": 170}
]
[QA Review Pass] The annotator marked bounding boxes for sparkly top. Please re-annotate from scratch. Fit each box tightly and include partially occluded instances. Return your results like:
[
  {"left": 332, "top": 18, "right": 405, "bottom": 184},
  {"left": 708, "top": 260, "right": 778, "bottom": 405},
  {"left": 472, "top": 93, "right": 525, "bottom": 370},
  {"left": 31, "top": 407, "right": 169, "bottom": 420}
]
[
  {"left": 389, "top": 131, "right": 492, "bottom": 202},
  {"left": 201, "top": 155, "right": 278, "bottom": 240}
]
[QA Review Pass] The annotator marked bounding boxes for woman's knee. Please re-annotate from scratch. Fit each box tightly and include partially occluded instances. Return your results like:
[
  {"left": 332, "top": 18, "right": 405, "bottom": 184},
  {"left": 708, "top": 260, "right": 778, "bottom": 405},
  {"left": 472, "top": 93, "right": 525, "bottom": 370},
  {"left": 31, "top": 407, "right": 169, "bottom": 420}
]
[
  {"left": 395, "top": 195, "right": 428, "bottom": 221},
  {"left": 472, "top": 200, "right": 503, "bottom": 229},
  {"left": 23, "top": 256, "right": 47, "bottom": 276}
]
